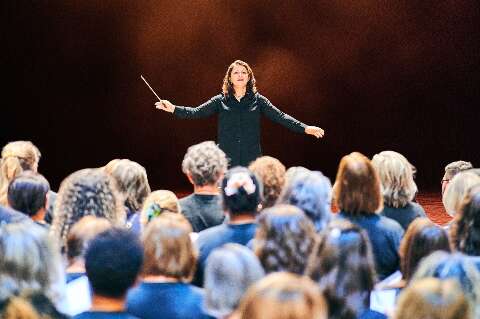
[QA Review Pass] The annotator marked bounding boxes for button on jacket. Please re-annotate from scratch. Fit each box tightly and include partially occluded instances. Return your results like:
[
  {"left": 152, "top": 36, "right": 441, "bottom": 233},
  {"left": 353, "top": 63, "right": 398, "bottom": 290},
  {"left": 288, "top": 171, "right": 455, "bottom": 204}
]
[{"left": 173, "top": 91, "right": 307, "bottom": 167}]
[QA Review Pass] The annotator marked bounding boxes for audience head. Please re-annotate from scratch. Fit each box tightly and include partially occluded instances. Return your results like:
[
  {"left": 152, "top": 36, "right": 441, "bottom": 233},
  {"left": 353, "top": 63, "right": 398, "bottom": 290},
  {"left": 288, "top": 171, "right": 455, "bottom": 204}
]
[
  {"left": 0, "top": 141, "right": 41, "bottom": 206},
  {"left": 277, "top": 170, "right": 332, "bottom": 232},
  {"left": 85, "top": 228, "right": 143, "bottom": 298},
  {"left": 7, "top": 171, "right": 50, "bottom": 220},
  {"left": 442, "top": 172, "right": 480, "bottom": 217},
  {"left": 306, "top": 219, "right": 376, "bottom": 319},
  {"left": 182, "top": 141, "right": 228, "bottom": 187},
  {"left": 204, "top": 243, "right": 265, "bottom": 318},
  {"left": 399, "top": 217, "right": 451, "bottom": 282},
  {"left": 254, "top": 204, "right": 316, "bottom": 274},
  {"left": 104, "top": 159, "right": 151, "bottom": 213},
  {"left": 140, "top": 190, "right": 180, "bottom": 228},
  {"left": 371, "top": 150, "right": 417, "bottom": 208},
  {"left": 66, "top": 215, "right": 112, "bottom": 264},
  {"left": 285, "top": 166, "right": 311, "bottom": 183},
  {"left": 334, "top": 152, "right": 383, "bottom": 215},
  {"left": 51, "top": 168, "right": 125, "bottom": 250},
  {"left": 248, "top": 156, "right": 286, "bottom": 209},
  {"left": 221, "top": 167, "right": 262, "bottom": 216},
  {"left": 412, "top": 251, "right": 480, "bottom": 318},
  {"left": 450, "top": 185, "right": 480, "bottom": 256},
  {"left": 394, "top": 278, "right": 471, "bottom": 319},
  {"left": 236, "top": 272, "right": 328, "bottom": 319},
  {"left": 442, "top": 161, "right": 473, "bottom": 194},
  {"left": 0, "top": 222, "right": 63, "bottom": 304},
  {"left": 142, "top": 213, "right": 196, "bottom": 282}
]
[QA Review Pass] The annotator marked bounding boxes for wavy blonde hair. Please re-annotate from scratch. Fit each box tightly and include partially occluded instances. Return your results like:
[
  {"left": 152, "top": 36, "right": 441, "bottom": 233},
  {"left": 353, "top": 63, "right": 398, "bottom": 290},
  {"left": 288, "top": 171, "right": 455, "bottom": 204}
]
[
  {"left": 0, "top": 141, "right": 41, "bottom": 206},
  {"left": 371, "top": 151, "right": 417, "bottom": 208},
  {"left": 222, "top": 60, "right": 257, "bottom": 97},
  {"left": 50, "top": 168, "right": 125, "bottom": 251},
  {"left": 249, "top": 156, "right": 286, "bottom": 209},
  {"left": 140, "top": 190, "right": 181, "bottom": 229}
]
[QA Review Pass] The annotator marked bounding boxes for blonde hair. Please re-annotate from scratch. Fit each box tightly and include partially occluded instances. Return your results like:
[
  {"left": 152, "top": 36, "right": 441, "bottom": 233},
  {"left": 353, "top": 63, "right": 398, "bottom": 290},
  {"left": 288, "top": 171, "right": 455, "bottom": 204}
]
[
  {"left": 395, "top": 278, "right": 471, "bottom": 319},
  {"left": 249, "top": 156, "right": 286, "bottom": 209},
  {"left": 50, "top": 168, "right": 125, "bottom": 251},
  {"left": 371, "top": 151, "right": 417, "bottom": 208},
  {"left": 141, "top": 213, "right": 196, "bottom": 281},
  {"left": 104, "top": 159, "right": 151, "bottom": 212},
  {"left": 236, "top": 272, "right": 328, "bottom": 319},
  {"left": 0, "top": 141, "right": 41, "bottom": 206},
  {"left": 140, "top": 190, "right": 181, "bottom": 229},
  {"left": 442, "top": 172, "right": 480, "bottom": 217}
]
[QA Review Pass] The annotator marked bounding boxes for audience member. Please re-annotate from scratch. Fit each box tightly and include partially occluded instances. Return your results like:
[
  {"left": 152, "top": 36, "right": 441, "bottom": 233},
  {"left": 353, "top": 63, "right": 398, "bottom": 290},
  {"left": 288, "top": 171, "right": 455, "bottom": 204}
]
[
  {"left": 248, "top": 156, "right": 286, "bottom": 209},
  {"left": 371, "top": 151, "right": 426, "bottom": 230},
  {"left": 442, "top": 171, "right": 480, "bottom": 218},
  {"left": 50, "top": 168, "right": 125, "bottom": 251},
  {"left": 179, "top": 141, "right": 227, "bottom": 232},
  {"left": 306, "top": 219, "right": 385, "bottom": 319},
  {"left": 394, "top": 278, "right": 471, "bottom": 319},
  {"left": 204, "top": 244, "right": 264, "bottom": 319},
  {"left": 139, "top": 190, "right": 180, "bottom": 230},
  {"left": 193, "top": 166, "right": 262, "bottom": 287},
  {"left": 442, "top": 160, "right": 473, "bottom": 195},
  {"left": 104, "top": 159, "right": 151, "bottom": 234},
  {"left": 73, "top": 228, "right": 143, "bottom": 319},
  {"left": 254, "top": 204, "right": 316, "bottom": 274},
  {"left": 334, "top": 152, "right": 404, "bottom": 280},
  {"left": 235, "top": 272, "right": 328, "bottom": 319},
  {"left": 277, "top": 170, "right": 332, "bottom": 232},
  {"left": 126, "top": 213, "right": 212, "bottom": 319},
  {"left": 7, "top": 171, "right": 50, "bottom": 227}
]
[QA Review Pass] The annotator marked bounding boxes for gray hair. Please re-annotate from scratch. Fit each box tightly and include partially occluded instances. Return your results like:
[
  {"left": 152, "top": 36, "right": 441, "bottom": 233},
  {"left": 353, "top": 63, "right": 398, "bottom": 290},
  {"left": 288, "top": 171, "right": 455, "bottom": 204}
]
[
  {"left": 204, "top": 243, "right": 265, "bottom": 317},
  {"left": 182, "top": 141, "right": 228, "bottom": 186},
  {"left": 442, "top": 172, "right": 480, "bottom": 217},
  {"left": 0, "top": 222, "right": 65, "bottom": 304},
  {"left": 443, "top": 161, "right": 473, "bottom": 181},
  {"left": 371, "top": 151, "right": 417, "bottom": 208}
]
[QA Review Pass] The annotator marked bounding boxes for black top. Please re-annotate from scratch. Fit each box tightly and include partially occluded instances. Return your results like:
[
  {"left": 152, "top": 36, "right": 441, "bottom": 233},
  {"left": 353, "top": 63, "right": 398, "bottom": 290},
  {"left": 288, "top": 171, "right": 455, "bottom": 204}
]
[
  {"left": 179, "top": 193, "right": 225, "bottom": 233},
  {"left": 74, "top": 311, "right": 138, "bottom": 319},
  {"left": 173, "top": 92, "right": 307, "bottom": 167},
  {"left": 380, "top": 202, "right": 427, "bottom": 231},
  {"left": 338, "top": 212, "right": 404, "bottom": 280}
]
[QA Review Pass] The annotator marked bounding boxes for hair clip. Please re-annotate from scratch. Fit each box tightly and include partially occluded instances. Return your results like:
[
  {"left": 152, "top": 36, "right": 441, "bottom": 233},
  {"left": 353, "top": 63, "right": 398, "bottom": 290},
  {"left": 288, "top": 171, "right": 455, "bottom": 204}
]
[
  {"left": 224, "top": 172, "right": 256, "bottom": 196},
  {"left": 146, "top": 203, "right": 163, "bottom": 222}
]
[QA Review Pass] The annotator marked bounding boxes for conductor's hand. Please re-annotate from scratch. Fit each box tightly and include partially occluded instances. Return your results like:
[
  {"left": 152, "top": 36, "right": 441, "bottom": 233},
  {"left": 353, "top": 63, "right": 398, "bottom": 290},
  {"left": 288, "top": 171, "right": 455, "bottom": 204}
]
[
  {"left": 155, "top": 100, "right": 175, "bottom": 113},
  {"left": 305, "top": 126, "right": 325, "bottom": 138}
]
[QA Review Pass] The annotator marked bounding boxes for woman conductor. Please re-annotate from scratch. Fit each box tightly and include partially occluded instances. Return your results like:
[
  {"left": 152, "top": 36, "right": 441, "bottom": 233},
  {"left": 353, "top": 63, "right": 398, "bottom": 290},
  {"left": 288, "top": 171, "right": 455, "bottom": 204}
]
[{"left": 155, "top": 60, "right": 324, "bottom": 167}]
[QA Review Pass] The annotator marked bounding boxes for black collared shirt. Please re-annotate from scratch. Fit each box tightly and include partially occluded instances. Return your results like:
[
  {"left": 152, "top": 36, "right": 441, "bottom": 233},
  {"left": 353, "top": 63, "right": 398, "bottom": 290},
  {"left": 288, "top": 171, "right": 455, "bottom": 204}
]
[{"left": 173, "top": 92, "right": 307, "bottom": 167}]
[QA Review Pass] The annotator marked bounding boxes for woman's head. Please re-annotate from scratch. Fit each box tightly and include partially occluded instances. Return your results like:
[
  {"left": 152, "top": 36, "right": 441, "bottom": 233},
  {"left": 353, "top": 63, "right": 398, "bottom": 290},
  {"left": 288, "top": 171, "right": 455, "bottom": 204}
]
[
  {"left": 222, "top": 60, "right": 257, "bottom": 96},
  {"left": 104, "top": 159, "right": 151, "bottom": 213},
  {"left": 221, "top": 167, "right": 262, "bottom": 216},
  {"left": 394, "top": 278, "right": 471, "bottom": 319},
  {"left": 277, "top": 170, "right": 332, "bottom": 232},
  {"left": 7, "top": 171, "right": 50, "bottom": 218},
  {"left": 254, "top": 204, "right": 316, "bottom": 274},
  {"left": 182, "top": 141, "right": 228, "bottom": 187},
  {"left": 334, "top": 152, "right": 383, "bottom": 215},
  {"left": 204, "top": 244, "right": 265, "bottom": 318},
  {"left": 142, "top": 213, "right": 196, "bottom": 282},
  {"left": 236, "top": 272, "right": 328, "bottom": 319},
  {"left": 450, "top": 185, "right": 480, "bottom": 256},
  {"left": 248, "top": 156, "right": 286, "bottom": 209},
  {"left": 140, "top": 190, "right": 180, "bottom": 228},
  {"left": 51, "top": 168, "right": 125, "bottom": 250},
  {"left": 399, "top": 217, "right": 451, "bottom": 282},
  {"left": 371, "top": 151, "right": 417, "bottom": 208},
  {"left": 306, "top": 219, "right": 376, "bottom": 319},
  {"left": 442, "top": 172, "right": 480, "bottom": 217}
]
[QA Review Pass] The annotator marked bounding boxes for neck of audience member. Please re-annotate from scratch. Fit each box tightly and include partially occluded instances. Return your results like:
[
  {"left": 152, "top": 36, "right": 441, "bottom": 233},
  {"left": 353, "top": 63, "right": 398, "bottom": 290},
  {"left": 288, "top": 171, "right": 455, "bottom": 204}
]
[
  {"left": 32, "top": 207, "right": 47, "bottom": 223},
  {"left": 67, "top": 258, "right": 85, "bottom": 274},
  {"left": 228, "top": 211, "right": 255, "bottom": 224},
  {"left": 143, "top": 274, "right": 180, "bottom": 283},
  {"left": 193, "top": 183, "right": 219, "bottom": 195},
  {"left": 91, "top": 294, "right": 125, "bottom": 312}
]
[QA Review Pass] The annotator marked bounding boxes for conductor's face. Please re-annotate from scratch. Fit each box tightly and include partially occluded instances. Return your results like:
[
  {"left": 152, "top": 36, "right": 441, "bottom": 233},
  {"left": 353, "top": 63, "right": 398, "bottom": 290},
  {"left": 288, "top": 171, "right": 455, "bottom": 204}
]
[{"left": 230, "top": 64, "right": 249, "bottom": 89}]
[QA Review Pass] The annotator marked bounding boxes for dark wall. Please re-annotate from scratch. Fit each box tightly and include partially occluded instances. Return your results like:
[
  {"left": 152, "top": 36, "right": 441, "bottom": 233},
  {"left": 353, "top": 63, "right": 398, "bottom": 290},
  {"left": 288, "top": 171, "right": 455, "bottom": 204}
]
[{"left": 3, "top": 1, "right": 479, "bottom": 191}]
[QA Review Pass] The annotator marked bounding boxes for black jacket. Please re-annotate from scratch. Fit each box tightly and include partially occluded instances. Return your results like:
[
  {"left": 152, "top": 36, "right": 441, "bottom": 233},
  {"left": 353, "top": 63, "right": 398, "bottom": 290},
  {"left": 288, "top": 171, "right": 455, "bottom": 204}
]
[{"left": 173, "top": 92, "right": 306, "bottom": 167}]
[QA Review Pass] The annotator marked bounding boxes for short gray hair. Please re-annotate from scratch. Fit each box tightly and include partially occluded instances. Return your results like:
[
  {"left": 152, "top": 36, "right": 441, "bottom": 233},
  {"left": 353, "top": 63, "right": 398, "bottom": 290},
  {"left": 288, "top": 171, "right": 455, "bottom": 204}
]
[
  {"left": 182, "top": 141, "right": 228, "bottom": 186},
  {"left": 204, "top": 244, "right": 265, "bottom": 317},
  {"left": 443, "top": 161, "right": 473, "bottom": 181}
]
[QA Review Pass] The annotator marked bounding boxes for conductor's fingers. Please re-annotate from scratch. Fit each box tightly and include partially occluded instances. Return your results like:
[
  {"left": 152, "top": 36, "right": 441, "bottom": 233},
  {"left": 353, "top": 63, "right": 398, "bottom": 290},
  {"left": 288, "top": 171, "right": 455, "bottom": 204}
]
[{"left": 155, "top": 101, "right": 165, "bottom": 109}]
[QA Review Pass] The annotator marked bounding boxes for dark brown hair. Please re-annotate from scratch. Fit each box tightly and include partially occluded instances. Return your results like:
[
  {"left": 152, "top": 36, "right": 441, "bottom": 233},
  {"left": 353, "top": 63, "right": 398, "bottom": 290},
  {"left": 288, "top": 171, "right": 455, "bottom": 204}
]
[
  {"left": 334, "top": 152, "right": 383, "bottom": 215},
  {"left": 222, "top": 60, "right": 257, "bottom": 97}
]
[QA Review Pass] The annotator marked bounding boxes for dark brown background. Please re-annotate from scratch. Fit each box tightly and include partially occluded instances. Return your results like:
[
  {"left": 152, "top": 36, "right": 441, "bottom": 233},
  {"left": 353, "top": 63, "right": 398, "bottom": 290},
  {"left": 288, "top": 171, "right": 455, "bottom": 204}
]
[{"left": 3, "top": 1, "right": 479, "bottom": 192}]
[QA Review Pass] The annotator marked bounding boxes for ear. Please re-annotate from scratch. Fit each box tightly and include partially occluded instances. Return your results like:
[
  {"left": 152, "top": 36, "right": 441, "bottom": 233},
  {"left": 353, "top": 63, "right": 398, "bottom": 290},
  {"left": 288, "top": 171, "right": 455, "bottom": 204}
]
[{"left": 186, "top": 173, "right": 195, "bottom": 185}]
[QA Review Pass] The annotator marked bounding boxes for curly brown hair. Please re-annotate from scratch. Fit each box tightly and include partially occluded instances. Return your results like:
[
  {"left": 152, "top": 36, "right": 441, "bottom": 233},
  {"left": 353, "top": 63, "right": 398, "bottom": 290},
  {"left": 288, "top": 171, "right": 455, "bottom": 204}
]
[
  {"left": 221, "top": 60, "right": 257, "bottom": 97},
  {"left": 248, "top": 156, "right": 286, "bottom": 209},
  {"left": 254, "top": 204, "right": 316, "bottom": 274}
]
